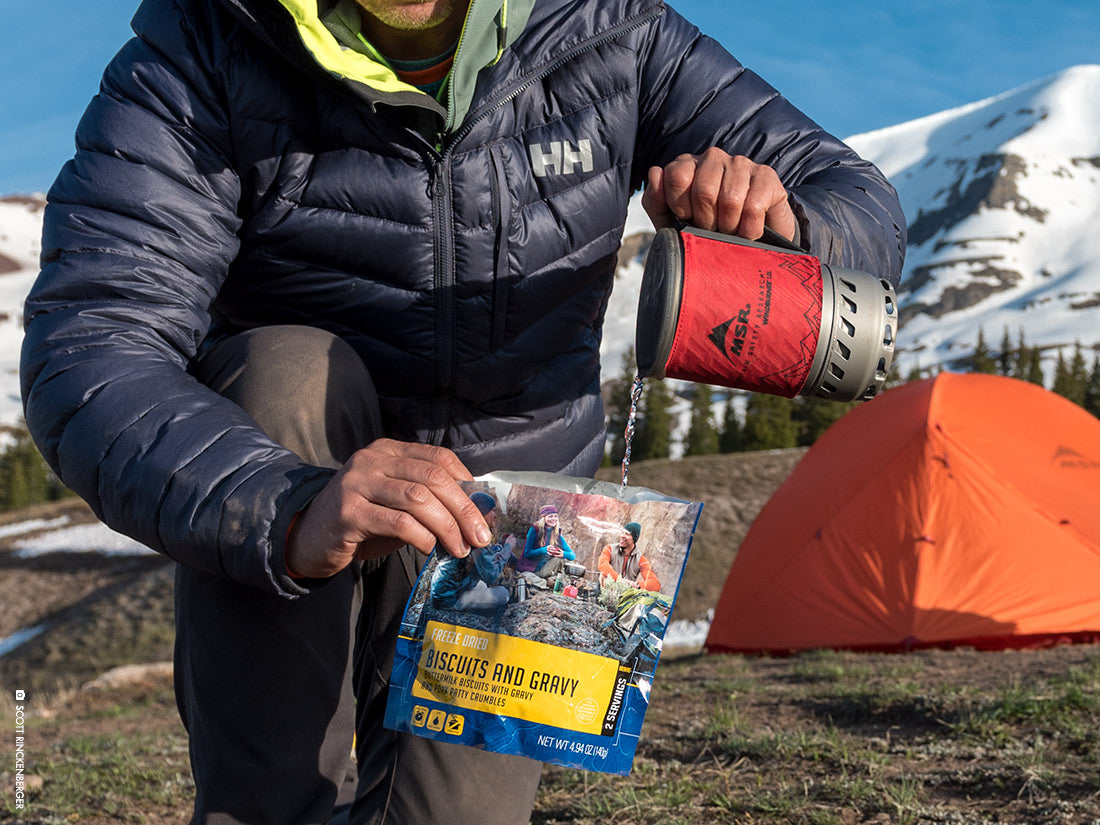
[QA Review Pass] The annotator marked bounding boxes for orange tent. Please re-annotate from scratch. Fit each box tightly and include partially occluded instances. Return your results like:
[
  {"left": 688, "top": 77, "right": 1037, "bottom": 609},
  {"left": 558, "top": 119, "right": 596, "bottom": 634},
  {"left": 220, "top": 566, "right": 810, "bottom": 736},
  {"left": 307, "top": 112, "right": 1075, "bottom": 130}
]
[{"left": 706, "top": 373, "right": 1100, "bottom": 654}]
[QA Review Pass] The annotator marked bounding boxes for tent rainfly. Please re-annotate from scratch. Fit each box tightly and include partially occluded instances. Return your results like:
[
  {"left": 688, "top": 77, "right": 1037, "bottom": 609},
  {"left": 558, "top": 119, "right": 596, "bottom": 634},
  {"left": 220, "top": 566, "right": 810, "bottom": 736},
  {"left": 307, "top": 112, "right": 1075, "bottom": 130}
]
[{"left": 706, "top": 373, "right": 1100, "bottom": 654}]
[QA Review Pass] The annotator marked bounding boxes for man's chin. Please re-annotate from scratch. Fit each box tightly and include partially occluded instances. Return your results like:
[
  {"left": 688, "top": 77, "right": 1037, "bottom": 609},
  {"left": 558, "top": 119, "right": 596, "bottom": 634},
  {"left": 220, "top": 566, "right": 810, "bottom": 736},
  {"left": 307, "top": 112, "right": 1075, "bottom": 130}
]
[{"left": 358, "top": 0, "right": 462, "bottom": 31}]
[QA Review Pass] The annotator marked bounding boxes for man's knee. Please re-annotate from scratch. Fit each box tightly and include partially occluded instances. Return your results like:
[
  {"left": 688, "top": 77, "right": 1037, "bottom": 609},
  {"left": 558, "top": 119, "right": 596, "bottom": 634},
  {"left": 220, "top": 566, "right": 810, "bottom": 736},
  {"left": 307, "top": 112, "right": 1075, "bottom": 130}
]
[{"left": 196, "top": 325, "right": 382, "bottom": 467}]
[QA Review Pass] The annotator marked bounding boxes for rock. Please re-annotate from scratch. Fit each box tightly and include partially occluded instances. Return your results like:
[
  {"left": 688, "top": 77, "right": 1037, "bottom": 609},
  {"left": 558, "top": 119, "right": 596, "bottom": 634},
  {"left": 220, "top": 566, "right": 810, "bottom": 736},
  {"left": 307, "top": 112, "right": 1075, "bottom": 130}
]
[
  {"left": 81, "top": 661, "right": 173, "bottom": 691},
  {"left": 22, "top": 774, "right": 44, "bottom": 792}
]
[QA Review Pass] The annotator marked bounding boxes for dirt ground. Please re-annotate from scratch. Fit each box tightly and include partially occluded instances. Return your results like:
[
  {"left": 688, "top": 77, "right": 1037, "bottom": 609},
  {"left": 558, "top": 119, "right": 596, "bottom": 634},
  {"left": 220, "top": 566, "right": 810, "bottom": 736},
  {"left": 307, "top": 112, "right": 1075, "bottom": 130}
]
[
  {"left": 0, "top": 449, "right": 804, "bottom": 697},
  {"left": 7, "top": 640, "right": 1100, "bottom": 823},
  {"left": 0, "top": 499, "right": 176, "bottom": 696},
  {"left": 4, "top": 451, "right": 1100, "bottom": 823}
]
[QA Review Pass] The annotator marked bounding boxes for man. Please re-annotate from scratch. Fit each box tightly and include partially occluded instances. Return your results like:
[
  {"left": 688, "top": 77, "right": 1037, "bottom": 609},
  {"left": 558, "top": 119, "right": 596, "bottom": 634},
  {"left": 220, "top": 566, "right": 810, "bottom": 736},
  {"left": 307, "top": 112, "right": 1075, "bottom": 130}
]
[
  {"left": 20, "top": 0, "right": 905, "bottom": 822},
  {"left": 599, "top": 522, "right": 661, "bottom": 592},
  {"left": 429, "top": 491, "right": 513, "bottom": 611}
]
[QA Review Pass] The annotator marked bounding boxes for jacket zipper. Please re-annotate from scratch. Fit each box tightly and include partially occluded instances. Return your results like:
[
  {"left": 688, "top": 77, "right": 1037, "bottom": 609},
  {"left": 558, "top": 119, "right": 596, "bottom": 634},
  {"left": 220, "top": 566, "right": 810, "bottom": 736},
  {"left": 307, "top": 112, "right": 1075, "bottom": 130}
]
[
  {"left": 428, "top": 155, "right": 456, "bottom": 447},
  {"left": 424, "top": 3, "right": 664, "bottom": 446},
  {"left": 488, "top": 146, "right": 510, "bottom": 351}
]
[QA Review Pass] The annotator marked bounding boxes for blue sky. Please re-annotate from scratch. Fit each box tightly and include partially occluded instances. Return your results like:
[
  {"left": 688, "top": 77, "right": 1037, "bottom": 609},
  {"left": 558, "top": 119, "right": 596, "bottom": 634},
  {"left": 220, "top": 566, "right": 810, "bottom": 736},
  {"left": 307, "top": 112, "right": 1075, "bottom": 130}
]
[{"left": 2, "top": 0, "right": 1098, "bottom": 194}]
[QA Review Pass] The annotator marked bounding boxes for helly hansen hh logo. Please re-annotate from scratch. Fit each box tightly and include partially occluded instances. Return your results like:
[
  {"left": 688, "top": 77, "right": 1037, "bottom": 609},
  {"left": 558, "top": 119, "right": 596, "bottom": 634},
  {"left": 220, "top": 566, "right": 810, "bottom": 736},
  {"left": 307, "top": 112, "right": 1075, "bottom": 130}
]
[{"left": 528, "top": 139, "right": 593, "bottom": 177}]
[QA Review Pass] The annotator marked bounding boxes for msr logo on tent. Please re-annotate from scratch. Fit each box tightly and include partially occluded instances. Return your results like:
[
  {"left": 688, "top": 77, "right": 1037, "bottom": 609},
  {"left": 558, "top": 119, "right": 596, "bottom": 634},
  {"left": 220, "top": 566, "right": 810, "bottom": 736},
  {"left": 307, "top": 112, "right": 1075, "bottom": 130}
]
[
  {"left": 708, "top": 304, "right": 752, "bottom": 363},
  {"left": 1052, "top": 445, "right": 1100, "bottom": 469}
]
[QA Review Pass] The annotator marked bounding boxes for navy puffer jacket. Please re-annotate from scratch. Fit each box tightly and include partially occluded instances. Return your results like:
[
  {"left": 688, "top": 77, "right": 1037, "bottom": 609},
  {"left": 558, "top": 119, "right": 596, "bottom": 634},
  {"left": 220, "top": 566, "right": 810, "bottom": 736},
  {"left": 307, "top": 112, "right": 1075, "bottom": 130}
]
[{"left": 21, "top": 0, "right": 905, "bottom": 596}]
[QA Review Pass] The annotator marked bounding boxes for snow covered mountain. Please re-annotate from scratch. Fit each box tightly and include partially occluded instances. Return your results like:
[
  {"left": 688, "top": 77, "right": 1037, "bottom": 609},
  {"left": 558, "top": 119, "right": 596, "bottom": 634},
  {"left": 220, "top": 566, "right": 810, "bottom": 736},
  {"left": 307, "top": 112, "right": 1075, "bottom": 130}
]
[
  {"left": 2, "top": 65, "right": 1098, "bottom": 438},
  {"left": 0, "top": 196, "right": 45, "bottom": 432},
  {"left": 603, "top": 64, "right": 1100, "bottom": 385},
  {"left": 846, "top": 63, "right": 1100, "bottom": 377}
]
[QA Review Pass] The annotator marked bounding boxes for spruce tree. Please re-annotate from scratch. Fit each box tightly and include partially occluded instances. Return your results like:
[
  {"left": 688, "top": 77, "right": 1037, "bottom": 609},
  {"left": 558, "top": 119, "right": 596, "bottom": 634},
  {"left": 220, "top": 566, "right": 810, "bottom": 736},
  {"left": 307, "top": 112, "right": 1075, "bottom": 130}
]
[
  {"left": 792, "top": 395, "right": 856, "bottom": 446},
  {"left": 1051, "top": 350, "right": 1082, "bottom": 403},
  {"left": 971, "top": 328, "right": 997, "bottom": 374},
  {"left": 1052, "top": 342, "right": 1090, "bottom": 407},
  {"left": 0, "top": 432, "right": 57, "bottom": 510},
  {"left": 1024, "top": 346, "right": 1045, "bottom": 387},
  {"left": 1069, "top": 341, "right": 1088, "bottom": 406},
  {"left": 633, "top": 378, "right": 674, "bottom": 461},
  {"left": 740, "top": 393, "right": 797, "bottom": 451},
  {"left": 1052, "top": 349, "right": 1071, "bottom": 399},
  {"left": 1010, "top": 330, "right": 1027, "bottom": 380},
  {"left": 998, "top": 327, "right": 1014, "bottom": 376},
  {"left": 1012, "top": 330, "right": 1045, "bottom": 386},
  {"left": 718, "top": 396, "right": 742, "bottom": 453},
  {"left": 1084, "top": 354, "right": 1100, "bottom": 418},
  {"left": 684, "top": 383, "right": 720, "bottom": 456}
]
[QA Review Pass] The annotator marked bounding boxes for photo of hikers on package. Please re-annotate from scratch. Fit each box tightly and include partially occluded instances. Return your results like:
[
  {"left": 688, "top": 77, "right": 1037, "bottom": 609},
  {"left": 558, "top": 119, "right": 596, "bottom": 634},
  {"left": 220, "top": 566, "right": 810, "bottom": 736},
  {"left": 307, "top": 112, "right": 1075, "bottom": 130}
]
[{"left": 384, "top": 472, "right": 702, "bottom": 774}]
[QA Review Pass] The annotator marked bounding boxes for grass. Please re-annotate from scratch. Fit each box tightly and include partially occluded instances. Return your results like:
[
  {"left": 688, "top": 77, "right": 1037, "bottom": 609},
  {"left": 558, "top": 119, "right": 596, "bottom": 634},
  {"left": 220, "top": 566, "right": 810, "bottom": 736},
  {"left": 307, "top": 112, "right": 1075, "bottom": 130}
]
[
  {"left": 2, "top": 731, "right": 191, "bottom": 822},
  {"left": 535, "top": 646, "right": 1100, "bottom": 824},
  {"left": 951, "top": 668, "right": 1100, "bottom": 747},
  {"left": 6, "top": 646, "right": 1100, "bottom": 823},
  {"left": 0, "top": 680, "right": 192, "bottom": 824},
  {"left": 34, "top": 733, "right": 188, "bottom": 814}
]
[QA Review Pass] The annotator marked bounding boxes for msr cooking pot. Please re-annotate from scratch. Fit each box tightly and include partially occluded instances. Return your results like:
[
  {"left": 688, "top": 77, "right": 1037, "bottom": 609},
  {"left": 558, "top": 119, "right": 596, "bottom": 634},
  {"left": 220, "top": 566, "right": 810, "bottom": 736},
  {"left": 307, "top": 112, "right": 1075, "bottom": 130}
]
[{"left": 635, "top": 226, "right": 898, "bottom": 402}]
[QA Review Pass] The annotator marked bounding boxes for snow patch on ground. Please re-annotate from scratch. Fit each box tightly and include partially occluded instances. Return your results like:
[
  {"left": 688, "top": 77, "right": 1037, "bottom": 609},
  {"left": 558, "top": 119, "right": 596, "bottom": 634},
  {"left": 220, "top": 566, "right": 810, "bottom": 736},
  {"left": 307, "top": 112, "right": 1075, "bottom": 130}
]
[
  {"left": 0, "top": 624, "right": 45, "bottom": 657},
  {"left": 663, "top": 609, "right": 712, "bottom": 650},
  {"left": 0, "top": 515, "right": 70, "bottom": 539},
  {"left": 12, "top": 522, "right": 155, "bottom": 558}
]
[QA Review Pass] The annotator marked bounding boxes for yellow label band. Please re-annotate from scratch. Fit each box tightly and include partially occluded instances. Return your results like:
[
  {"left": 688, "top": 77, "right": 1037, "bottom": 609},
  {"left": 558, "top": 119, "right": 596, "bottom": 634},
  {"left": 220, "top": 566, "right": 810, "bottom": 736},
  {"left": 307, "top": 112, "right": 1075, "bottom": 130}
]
[{"left": 411, "top": 621, "right": 622, "bottom": 735}]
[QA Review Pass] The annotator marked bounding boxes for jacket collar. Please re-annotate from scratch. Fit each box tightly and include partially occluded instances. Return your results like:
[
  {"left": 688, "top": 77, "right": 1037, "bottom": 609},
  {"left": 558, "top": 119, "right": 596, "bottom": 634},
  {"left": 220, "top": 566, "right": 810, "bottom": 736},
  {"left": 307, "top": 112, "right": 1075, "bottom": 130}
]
[{"left": 260, "top": 0, "right": 535, "bottom": 132}]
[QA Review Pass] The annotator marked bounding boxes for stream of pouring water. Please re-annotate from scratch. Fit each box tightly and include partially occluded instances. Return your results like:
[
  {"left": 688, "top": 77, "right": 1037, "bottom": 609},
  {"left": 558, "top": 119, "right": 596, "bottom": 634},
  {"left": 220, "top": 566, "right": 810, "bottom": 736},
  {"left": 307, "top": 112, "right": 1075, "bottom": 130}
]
[{"left": 620, "top": 375, "right": 645, "bottom": 489}]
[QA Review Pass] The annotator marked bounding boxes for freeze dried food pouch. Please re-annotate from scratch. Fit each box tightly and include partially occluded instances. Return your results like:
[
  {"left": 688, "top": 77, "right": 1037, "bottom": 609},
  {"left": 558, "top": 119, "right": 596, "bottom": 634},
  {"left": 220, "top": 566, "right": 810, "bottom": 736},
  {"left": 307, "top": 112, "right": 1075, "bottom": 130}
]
[{"left": 384, "top": 471, "right": 703, "bottom": 775}]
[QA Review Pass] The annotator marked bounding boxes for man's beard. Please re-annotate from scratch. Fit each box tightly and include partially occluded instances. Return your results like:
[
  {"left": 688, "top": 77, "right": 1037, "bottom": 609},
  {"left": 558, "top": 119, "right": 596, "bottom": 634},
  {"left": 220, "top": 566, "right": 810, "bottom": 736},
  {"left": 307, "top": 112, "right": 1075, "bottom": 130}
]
[{"left": 355, "top": 0, "right": 464, "bottom": 32}]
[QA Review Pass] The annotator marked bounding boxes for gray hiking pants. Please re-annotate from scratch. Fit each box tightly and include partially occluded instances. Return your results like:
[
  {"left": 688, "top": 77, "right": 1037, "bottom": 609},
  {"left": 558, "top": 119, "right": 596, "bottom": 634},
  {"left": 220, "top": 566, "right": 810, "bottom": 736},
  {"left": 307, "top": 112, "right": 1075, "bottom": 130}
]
[{"left": 175, "top": 325, "right": 586, "bottom": 825}]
